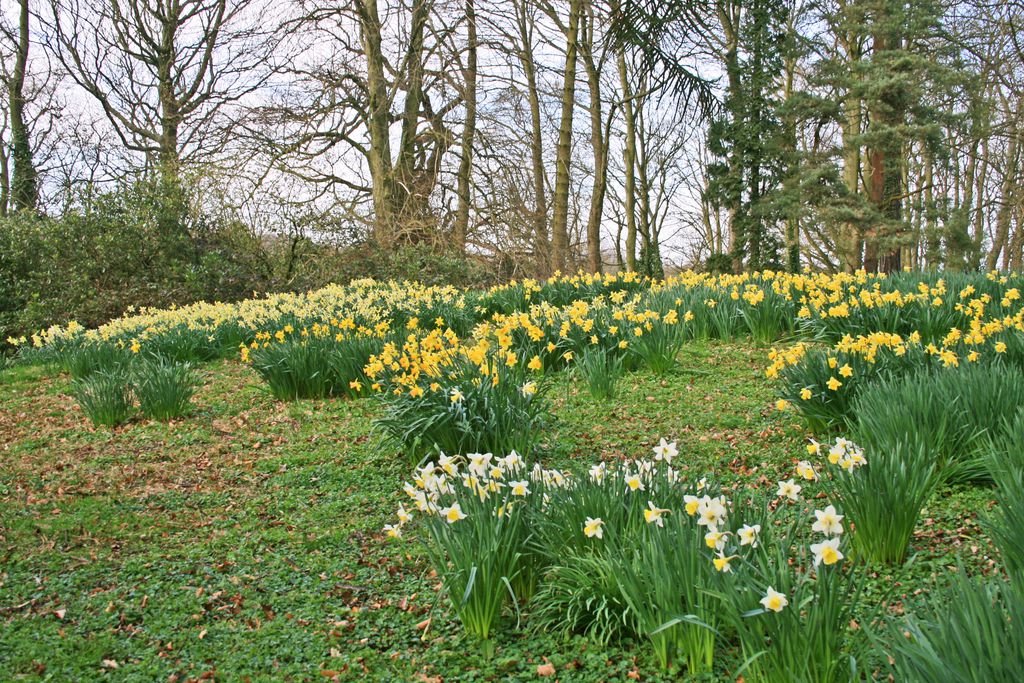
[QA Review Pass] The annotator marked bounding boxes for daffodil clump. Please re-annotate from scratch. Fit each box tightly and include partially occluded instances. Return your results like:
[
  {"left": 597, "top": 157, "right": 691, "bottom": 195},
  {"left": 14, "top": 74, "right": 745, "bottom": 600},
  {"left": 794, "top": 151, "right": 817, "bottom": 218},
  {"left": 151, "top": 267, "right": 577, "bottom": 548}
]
[
  {"left": 389, "top": 439, "right": 875, "bottom": 677},
  {"left": 802, "top": 437, "right": 939, "bottom": 566},
  {"left": 769, "top": 311, "right": 1024, "bottom": 430},
  {"left": 367, "top": 331, "right": 549, "bottom": 462}
]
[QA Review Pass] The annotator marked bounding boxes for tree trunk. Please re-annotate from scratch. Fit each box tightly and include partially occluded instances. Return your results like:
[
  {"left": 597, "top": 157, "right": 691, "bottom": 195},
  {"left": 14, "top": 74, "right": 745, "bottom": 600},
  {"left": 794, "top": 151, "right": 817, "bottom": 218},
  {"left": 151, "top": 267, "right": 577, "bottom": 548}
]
[
  {"left": 9, "top": 0, "right": 38, "bottom": 211},
  {"left": 865, "top": 23, "right": 903, "bottom": 273},
  {"left": 617, "top": 51, "right": 637, "bottom": 271},
  {"left": 718, "top": 0, "right": 743, "bottom": 273},
  {"left": 358, "top": 0, "right": 395, "bottom": 239},
  {"left": 516, "top": 1, "right": 550, "bottom": 276},
  {"left": 453, "top": 0, "right": 477, "bottom": 251},
  {"left": 550, "top": 0, "right": 582, "bottom": 274},
  {"left": 989, "top": 96, "right": 1021, "bottom": 271},
  {"left": 581, "top": 0, "right": 605, "bottom": 274},
  {"left": 393, "top": 0, "right": 430, "bottom": 233}
]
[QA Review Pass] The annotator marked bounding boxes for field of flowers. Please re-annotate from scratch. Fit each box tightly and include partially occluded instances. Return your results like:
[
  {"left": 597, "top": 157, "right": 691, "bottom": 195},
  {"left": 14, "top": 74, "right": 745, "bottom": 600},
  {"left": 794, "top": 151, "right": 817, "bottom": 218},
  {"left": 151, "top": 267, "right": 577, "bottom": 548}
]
[{"left": 3, "top": 268, "right": 1024, "bottom": 681}]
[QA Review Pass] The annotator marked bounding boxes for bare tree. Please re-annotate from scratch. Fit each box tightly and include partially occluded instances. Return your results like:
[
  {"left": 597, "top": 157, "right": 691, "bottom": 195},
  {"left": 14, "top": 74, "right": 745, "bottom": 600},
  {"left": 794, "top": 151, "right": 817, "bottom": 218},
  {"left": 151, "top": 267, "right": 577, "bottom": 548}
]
[{"left": 44, "top": 0, "right": 277, "bottom": 187}]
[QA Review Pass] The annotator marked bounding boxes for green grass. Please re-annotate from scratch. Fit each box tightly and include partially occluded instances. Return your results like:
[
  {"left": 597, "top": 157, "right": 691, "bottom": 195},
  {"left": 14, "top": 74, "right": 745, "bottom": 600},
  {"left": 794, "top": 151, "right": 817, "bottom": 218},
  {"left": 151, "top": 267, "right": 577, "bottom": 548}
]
[{"left": 0, "top": 343, "right": 995, "bottom": 681}]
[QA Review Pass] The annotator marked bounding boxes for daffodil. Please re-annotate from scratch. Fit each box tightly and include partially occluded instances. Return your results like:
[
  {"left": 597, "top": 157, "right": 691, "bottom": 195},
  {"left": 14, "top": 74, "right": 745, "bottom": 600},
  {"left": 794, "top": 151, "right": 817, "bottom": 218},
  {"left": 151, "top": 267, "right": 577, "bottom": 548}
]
[
  {"left": 760, "top": 586, "right": 788, "bottom": 612},
  {"left": 795, "top": 460, "right": 817, "bottom": 481},
  {"left": 510, "top": 480, "right": 530, "bottom": 496},
  {"left": 440, "top": 503, "right": 467, "bottom": 524},
  {"left": 583, "top": 517, "right": 605, "bottom": 539},
  {"left": 776, "top": 479, "right": 802, "bottom": 500},
  {"left": 738, "top": 523, "right": 761, "bottom": 547},
  {"left": 812, "top": 505, "right": 844, "bottom": 536},
  {"left": 705, "top": 530, "right": 727, "bottom": 550},
  {"left": 624, "top": 473, "right": 645, "bottom": 492},
  {"left": 396, "top": 505, "right": 411, "bottom": 523},
  {"left": 684, "top": 494, "right": 701, "bottom": 516},
  {"left": 810, "top": 537, "right": 843, "bottom": 566},
  {"left": 713, "top": 554, "right": 738, "bottom": 572},
  {"left": 652, "top": 438, "right": 678, "bottom": 463},
  {"left": 644, "top": 501, "right": 670, "bottom": 527},
  {"left": 697, "top": 496, "right": 727, "bottom": 529}
]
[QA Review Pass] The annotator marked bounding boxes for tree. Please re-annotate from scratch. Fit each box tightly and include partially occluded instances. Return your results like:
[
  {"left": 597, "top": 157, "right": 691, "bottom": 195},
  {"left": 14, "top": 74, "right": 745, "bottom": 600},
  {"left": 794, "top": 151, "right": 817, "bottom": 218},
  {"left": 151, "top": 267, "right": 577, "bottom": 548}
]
[
  {"left": 549, "top": 0, "right": 582, "bottom": 273},
  {"left": 453, "top": 0, "right": 477, "bottom": 252},
  {"left": 1, "top": 0, "right": 38, "bottom": 212},
  {"left": 706, "top": 0, "right": 789, "bottom": 271},
  {"left": 45, "top": 0, "right": 276, "bottom": 190}
]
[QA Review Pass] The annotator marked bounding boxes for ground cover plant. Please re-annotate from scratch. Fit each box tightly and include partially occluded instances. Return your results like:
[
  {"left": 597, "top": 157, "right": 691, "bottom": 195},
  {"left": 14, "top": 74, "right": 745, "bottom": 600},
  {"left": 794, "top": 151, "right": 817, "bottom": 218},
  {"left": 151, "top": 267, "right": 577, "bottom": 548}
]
[{"left": 2, "top": 269, "right": 1022, "bottom": 681}]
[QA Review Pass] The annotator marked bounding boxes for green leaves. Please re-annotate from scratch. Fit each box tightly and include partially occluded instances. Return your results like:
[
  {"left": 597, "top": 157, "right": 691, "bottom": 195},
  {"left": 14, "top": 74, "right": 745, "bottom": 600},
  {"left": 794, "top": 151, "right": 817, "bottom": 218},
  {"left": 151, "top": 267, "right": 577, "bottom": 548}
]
[
  {"left": 132, "top": 357, "right": 200, "bottom": 421},
  {"left": 71, "top": 369, "right": 134, "bottom": 427},
  {"left": 249, "top": 336, "right": 379, "bottom": 401}
]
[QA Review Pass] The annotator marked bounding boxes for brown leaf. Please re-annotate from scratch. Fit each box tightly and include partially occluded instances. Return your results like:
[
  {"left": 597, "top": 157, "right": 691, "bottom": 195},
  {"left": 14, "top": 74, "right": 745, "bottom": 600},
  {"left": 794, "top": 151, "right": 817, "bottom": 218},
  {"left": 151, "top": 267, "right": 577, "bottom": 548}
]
[{"left": 537, "top": 658, "right": 556, "bottom": 677}]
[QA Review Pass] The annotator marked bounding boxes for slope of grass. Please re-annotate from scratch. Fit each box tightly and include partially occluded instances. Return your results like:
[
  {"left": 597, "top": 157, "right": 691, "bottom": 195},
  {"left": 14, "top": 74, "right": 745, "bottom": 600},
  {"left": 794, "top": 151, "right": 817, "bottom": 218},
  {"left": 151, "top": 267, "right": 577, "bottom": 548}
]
[{"left": 0, "top": 343, "right": 994, "bottom": 681}]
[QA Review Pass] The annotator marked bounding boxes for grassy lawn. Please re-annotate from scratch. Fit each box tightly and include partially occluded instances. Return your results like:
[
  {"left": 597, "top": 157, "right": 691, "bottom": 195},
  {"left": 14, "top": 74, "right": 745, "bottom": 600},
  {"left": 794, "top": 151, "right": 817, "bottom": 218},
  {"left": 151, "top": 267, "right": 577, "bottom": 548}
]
[{"left": 0, "top": 343, "right": 993, "bottom": 681}]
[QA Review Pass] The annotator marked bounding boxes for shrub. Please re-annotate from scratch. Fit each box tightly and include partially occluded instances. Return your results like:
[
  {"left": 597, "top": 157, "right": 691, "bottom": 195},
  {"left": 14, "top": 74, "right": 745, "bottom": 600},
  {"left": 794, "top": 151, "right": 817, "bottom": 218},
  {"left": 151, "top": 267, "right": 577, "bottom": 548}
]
[
  {"left": 530, "top": 554, "right": 635, "bottom": 645},
  {"left": 388, "top": 440, "right": 880, "bottom": 676},
  {"left": 133, "top": 358, "right": 200, "bottom": 420},
  {"left": 532, "top": 453, "right": 724, "bottom": 673},
  {"left": 722, "top": 509, "right": 871, "bottom": 683},
  {"left": 629, "top": 313, "right": 685, "bottom": 375},
  {"left": 397, "top": 453, "right": 546, "bottom": 654},
  {"left": 72, "top": 370, "right": 134, "bottom": 427}
]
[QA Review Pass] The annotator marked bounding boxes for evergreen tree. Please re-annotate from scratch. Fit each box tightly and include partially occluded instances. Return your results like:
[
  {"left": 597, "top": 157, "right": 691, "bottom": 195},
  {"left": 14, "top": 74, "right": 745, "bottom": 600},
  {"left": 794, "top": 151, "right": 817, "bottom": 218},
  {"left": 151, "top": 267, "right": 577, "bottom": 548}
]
[{"left": 706, "top": 0, "right": 790, "bottom": 272}]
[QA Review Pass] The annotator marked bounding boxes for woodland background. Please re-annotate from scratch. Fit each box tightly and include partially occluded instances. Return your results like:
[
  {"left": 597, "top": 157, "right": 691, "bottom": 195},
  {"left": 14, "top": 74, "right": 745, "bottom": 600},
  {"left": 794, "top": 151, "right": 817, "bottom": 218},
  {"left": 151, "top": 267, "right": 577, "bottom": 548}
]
[{"left": 2, "top": 0, "right": 1023, "bottom": 338}]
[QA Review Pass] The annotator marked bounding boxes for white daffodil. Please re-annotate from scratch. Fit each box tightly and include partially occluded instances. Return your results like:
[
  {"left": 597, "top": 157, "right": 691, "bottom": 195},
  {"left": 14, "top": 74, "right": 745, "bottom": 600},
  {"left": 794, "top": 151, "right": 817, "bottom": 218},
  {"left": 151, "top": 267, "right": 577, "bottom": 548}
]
[
  {"left": 738, "top": 523, "right": 761, "bottom": 547},
  {"left": 705, "top": 530, "right": 728, "bottom": 550},
  {"left": 396, "top": 505, "right": 411, "bottom": 523},
  {"left": 684, "top": 494, "right": 701, "bottom": 516},
  {"left": 652, "top": 438, "right": 678, "bottom": 463},
  {"left": 499, "top": 451, "right": 524, "bottom": 472},
  {"left": 437, "top": 453, "right": 458, "bottom": 476},
  {"left": 810, "top": 537, "right": 844, "bottom": 566},
  {"left": 697, "top": 496, "right": 727, "bottom": 530},
  {"left": 624, "top": 472, "right": 645, "bottom": 492},
  {"left": 713, "top": 554, "right": 738, "bottom": 573},
  {"left": 510, "top": 480, "right": 530, "bottom": 496},
  {"left": 760, "top": 586, "right": 788, "bottom": 613},
  {"left": 776, "top": 479, "right": 802, "bottom": 501},
  {"left": 583, "top": 517, "right": 605, "bottom": 539},
  {"left": 812, "top": 505, "right": 844, "bottom": 536},
  {"left": 440, "top": 502, "right": 467, "bottom": 524},
  {"left": 795, "top": 460, "right": 817, "bottom": 481},
  {"left": 644, "top": 501, "right": 670, "bottom": 527}
]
